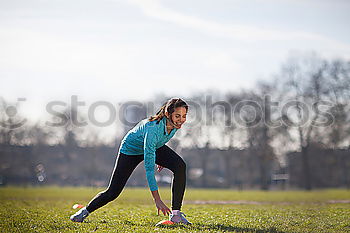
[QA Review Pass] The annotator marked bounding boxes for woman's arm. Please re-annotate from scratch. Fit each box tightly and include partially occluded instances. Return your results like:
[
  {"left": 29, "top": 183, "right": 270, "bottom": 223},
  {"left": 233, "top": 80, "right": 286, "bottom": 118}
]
[
  {"left": 143, "top": 129, "right": 171, "bottom": 215},
  {"left": 151, "top": 190, "right": 171, "bottom": 216},
  {"left": 144, "top": 130, "right": 159, "bottom": 191}
]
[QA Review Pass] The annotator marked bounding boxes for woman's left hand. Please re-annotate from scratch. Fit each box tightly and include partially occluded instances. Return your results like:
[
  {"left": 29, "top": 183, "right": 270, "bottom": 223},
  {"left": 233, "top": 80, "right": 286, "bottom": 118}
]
[{"left": 157, "top": 165, "right": 164, "bottom": 172}]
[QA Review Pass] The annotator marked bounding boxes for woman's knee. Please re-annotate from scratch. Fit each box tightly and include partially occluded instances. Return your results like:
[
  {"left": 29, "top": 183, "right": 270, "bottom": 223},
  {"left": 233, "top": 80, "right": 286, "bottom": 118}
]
[
  {"left": 103, "top": 189, "right": 119, "bottom": 201},
  {"left": 174, "top": 159, "right": 186, "bottom": 173}
]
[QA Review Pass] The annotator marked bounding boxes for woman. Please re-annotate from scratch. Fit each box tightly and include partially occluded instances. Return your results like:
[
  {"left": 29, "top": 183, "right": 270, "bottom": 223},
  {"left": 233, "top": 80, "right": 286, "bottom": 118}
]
[{"left": 70, "top": 98, "right": 191, "bottom": 224}]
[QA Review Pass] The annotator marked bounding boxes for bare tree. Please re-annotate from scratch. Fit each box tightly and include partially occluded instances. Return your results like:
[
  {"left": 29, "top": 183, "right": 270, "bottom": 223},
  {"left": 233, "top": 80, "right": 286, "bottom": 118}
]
[
  {"left": 219, "top": 93, "right": 242, "bottom": 188},
  {"left": 236, "top": 85, "right": 276, "bottom": 190},
  {"left": 277, "top": 54, "right": 330, "bottom": 190},
  {"left": 319, "top": 59, "right": 350, "bottom": 148}
]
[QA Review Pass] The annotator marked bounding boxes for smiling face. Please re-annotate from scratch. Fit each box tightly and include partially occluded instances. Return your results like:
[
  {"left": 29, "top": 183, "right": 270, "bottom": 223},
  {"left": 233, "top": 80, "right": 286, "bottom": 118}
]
[{"left": 168, "top": 106, "right": 188, "bottom": 129}]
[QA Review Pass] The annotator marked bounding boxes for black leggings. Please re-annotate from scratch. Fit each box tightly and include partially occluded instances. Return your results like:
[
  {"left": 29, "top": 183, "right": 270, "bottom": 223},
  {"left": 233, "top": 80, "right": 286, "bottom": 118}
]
[{"left": 86, "top": 145, "right": 186, "bottom": 213}]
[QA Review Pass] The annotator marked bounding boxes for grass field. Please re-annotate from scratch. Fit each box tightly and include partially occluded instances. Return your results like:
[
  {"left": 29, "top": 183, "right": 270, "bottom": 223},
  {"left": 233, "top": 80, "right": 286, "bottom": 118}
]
[{"left": 0, "top": 187, "right": 349, "bottom": 232}]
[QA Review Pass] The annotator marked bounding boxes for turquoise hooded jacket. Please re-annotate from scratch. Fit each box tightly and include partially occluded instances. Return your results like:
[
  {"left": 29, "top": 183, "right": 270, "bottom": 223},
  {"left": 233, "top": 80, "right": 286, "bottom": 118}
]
[{"left": 119, "top": 117, "right": 178, "bottom": 191}]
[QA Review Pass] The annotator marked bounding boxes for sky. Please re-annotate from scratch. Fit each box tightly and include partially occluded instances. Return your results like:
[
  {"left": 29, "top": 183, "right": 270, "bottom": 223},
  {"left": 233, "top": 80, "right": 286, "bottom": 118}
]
[{"left": 1, "top": 0, "right": 350, "bottom": 121}]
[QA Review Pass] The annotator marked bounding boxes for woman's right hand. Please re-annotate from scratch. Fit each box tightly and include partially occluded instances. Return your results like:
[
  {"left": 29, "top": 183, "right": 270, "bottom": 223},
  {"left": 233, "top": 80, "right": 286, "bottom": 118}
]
[{"left": 154, "top": 199, "right": 171, "bottom": 216}]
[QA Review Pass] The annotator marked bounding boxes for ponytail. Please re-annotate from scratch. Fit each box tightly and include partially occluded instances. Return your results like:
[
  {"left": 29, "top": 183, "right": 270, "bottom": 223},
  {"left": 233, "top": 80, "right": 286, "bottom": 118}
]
[{"left": 149, "top": 98, "right": 188, "bottom": 123}]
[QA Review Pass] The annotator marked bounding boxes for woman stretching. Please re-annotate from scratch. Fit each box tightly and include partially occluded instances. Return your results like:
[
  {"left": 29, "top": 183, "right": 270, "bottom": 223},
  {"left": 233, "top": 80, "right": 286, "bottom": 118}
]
[{"left": 70, "top": 98, "right": 191, "bottom": 224}]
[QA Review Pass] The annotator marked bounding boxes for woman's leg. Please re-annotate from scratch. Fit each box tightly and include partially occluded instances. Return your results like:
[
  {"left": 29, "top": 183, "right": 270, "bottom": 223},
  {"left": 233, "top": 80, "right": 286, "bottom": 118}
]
[
  {"left": 86, "top": 153, "right": 144, "bottom": 213},
  {"left": 155, "top": 145, "right": 186, "bottom": 211}
]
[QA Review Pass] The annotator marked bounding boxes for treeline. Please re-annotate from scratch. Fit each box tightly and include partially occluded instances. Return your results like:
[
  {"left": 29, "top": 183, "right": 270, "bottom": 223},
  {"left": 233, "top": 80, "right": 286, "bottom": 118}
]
[{"left": 1, "top": 53, "right": 349, "bottom": 190}]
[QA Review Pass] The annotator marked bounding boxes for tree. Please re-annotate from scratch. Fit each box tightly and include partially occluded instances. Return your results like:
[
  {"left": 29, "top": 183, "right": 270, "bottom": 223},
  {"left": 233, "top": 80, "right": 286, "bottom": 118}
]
[
  {"left": 319, "top": 59, "right": 350, "bottom": 148},
  {"left": 277, "top": 54, "right": 329, "bottom": 190},
  {"left": 236, "top": 85, "right": 276, "bottom": 190}
]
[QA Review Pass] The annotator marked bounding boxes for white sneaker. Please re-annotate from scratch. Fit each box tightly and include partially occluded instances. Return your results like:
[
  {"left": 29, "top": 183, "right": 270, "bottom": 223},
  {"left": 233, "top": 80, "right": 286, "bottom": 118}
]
[
  {"left": 70, "top": 207, "right": 89, "bottom": 222},
  {"left": 169, "top": 211, "right": 191, "bottom": 225}
]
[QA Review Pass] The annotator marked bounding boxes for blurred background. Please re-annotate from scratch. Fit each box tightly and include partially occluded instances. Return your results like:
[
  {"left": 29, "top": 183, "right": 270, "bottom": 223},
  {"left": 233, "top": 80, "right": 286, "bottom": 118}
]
[{"left": 1, "top": 0, "right": 349, "bottom": 190}]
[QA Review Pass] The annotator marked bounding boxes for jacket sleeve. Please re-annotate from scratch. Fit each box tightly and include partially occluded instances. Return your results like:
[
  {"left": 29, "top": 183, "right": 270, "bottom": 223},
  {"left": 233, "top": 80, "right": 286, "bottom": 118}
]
[{"left": 143, "top": 127, "right": 159, "bottom": 191}]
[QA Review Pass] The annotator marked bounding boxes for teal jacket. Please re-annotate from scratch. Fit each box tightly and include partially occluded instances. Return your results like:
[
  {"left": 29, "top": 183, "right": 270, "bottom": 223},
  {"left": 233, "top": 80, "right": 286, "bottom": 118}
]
[{"left": 119, "top": 117, "right": 178, "bottom": 191}]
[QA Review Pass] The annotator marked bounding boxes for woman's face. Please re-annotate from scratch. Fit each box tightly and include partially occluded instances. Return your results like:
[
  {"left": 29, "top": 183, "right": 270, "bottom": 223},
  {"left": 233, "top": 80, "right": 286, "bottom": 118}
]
[{"left": 170, "top": 107, "right": 187, "bottom": 129}]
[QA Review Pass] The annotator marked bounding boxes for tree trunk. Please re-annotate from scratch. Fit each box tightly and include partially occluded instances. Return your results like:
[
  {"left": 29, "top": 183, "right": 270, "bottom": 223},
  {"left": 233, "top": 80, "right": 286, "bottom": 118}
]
[
  {"left": 301, "top": 146, "right": 312, "bottom": 190},
  {"left": 259, "top": 155, "right": 269, "bottom": 190},
  {"left": 201, "top": 148, "right": 209, "bottom": 187},
  {"left": 224, "top": 153, "right": 232, "bottom": 188},
  {"left": 342, "top": 153, "right": 350, "bottom": 189},
  {"left": 201, "top": 155, "right": 208, "bottom": 187},
  {"left": 259, "top": 95, "right": 271, "bottom": 190}
]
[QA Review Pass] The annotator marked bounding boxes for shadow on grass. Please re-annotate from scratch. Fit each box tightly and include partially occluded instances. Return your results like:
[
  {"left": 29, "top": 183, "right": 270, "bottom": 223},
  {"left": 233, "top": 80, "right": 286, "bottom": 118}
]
[
  {"left": 195, "top": 223, "right": 286, "bottom": 233},
  {"left": 94, "top": 219, "right": 138, "bottom": 225},
  {"left": 95, "top": 220, "right": 286, "bottom": 232},
  {"left": 154, "top": 223, "right": 285, "bottom": 233},
  {"left": 155, "top": 224, "right": 188, "bottom": 229}
]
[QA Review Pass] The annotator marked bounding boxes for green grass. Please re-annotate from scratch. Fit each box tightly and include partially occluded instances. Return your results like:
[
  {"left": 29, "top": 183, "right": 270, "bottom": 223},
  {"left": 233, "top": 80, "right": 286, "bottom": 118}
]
[{"left": 0, "top": 187, "right": 349, "bottom": 232}]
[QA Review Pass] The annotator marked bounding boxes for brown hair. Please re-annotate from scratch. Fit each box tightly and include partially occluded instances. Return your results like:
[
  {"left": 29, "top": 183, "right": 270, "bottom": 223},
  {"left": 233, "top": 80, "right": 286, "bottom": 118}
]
[{"left": 149, "top": 98, "right": 188, "bottom": 123}]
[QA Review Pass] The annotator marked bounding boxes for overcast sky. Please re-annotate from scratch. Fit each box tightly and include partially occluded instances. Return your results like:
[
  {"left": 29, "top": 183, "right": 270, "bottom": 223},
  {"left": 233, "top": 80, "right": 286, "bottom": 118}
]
[{"left": 1, "top": 0, "right": 350, "bottom": 121}]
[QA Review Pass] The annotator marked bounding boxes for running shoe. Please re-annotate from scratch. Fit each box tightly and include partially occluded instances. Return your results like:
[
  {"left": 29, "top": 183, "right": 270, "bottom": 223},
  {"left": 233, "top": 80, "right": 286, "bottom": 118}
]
[
  {"left": 169, "top": 211, "right": 191, "bottom": 225},
  {"left": 70, "top": 207, "right": 89, "bottom": 222}
]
